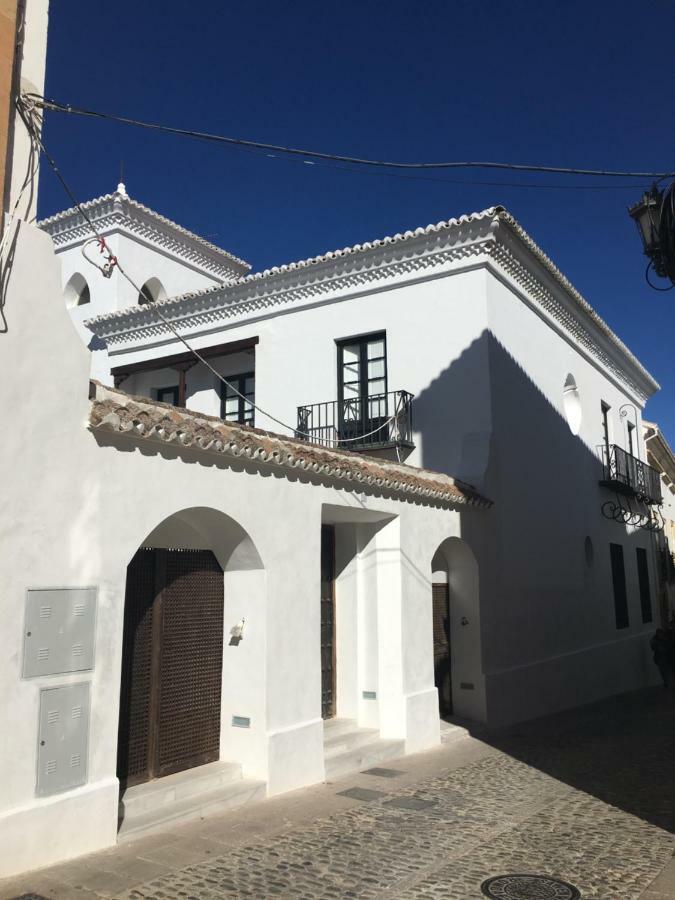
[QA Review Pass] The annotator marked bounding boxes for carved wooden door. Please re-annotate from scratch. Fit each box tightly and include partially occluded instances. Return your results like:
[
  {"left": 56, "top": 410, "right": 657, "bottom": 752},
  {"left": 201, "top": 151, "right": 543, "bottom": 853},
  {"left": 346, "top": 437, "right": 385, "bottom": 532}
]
[{"left": 117, "top": 548, "right": 224, "bottom": 786}]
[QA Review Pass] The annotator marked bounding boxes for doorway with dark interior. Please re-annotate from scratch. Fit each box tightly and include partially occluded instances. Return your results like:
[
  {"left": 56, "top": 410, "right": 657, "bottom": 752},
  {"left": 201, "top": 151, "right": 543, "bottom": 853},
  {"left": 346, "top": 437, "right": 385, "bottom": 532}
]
[
  {"left": 432, "top": 581, "right": 452, "bottom": 717},
  {"left": 321, "top": 525, "right": 336, "bottom": 720}
]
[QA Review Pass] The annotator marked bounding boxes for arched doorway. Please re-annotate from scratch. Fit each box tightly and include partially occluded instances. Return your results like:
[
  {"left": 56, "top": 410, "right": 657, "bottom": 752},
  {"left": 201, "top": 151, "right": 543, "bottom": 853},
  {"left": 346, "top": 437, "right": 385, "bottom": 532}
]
[
  {"left": 431, "top": 537, "right": 483, "bottom": 722},
  {"left": 117, "top": 507, "right": 263, "bottom": 788}
]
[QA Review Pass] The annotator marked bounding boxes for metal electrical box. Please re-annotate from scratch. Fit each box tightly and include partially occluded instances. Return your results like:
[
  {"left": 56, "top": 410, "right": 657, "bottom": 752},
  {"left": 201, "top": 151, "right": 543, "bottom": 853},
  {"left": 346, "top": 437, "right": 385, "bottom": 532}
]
[
  {"left": 36, "top": 682, "right": 90, "bottom": 796},
  {"left": 23, "top": 587, "right": 97, "bottom": 678}
]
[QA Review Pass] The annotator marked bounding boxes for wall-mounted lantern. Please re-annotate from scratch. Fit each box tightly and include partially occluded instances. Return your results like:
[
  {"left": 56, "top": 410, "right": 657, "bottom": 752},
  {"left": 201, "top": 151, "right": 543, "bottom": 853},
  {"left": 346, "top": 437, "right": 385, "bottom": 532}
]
[
  {"left": 628, "top": 181, "right": 675, "bottom": 290},
  {"left": 229, "top": 617, "right": 245, "bottom": 646}
]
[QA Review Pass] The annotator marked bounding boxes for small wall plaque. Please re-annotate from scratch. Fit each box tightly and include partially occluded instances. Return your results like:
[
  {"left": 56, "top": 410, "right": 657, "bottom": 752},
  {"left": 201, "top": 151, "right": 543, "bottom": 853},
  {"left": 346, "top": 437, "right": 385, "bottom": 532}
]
[
  {"left": 232, "top": 715, "right": 251, "bottom": 728},
  {"left": 362, "top": 690, "right": 377, "bottom": 700}
]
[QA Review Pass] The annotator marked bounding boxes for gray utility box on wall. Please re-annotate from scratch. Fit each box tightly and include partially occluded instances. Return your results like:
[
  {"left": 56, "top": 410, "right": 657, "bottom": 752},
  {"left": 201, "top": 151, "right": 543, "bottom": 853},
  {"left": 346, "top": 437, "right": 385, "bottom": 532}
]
[
  {"left": 23, "top": 587, "right": 97, "bottom": 678},
  {"left": 37, "top": 682, "right": 90, "bottom": 796}
]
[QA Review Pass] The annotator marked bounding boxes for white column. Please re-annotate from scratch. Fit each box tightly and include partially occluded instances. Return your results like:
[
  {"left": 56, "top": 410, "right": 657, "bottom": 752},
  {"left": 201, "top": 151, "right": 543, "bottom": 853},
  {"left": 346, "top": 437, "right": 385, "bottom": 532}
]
[{"left": 376, "top": 517, "right": 440, "bottom": 752}]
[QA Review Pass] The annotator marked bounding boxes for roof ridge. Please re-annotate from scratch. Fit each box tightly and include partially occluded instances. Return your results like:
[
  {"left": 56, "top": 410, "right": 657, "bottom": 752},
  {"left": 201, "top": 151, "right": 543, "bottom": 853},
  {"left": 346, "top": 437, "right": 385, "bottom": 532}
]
[
  {"left": 83, "top": 204, "right": 659, "bottom": 397},
  {"left": 86, "top": 206, "right": 498, "bottom": 326},
  {"left": 38, "top": 190, "right": 251, "bottom": 271},
  {"left": 493, "top": 209, "right": 659, "bottom": 393}
]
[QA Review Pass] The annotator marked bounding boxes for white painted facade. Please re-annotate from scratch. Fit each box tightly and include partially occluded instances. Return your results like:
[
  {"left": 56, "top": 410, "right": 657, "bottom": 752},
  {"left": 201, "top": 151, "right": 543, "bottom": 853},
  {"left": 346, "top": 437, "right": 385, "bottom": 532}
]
[
  {"left": 0, "top": 1, "right": 667, "bottom": 879},
  {"left": 80, "top": 202, "right": 664, "bottom": 730},
  {"left": 38, "top": 184, "right": 250, "bottom": 378},
  {"left": 2, "top": 222, "right": 478, "bottom": 877}
]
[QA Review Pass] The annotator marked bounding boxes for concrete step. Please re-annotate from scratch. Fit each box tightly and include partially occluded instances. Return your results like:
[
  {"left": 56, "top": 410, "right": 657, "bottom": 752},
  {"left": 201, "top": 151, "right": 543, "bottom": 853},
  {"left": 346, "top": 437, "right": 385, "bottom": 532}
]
[
  {"left": 118, "top": 775, "right": 266, "bottom": 842},
  {"left": 325, "top": 737, "right": 405, "bottom": 780},
  {"left": 439, "top": 719, "right": 470, "bottom": 745},
  {"left": 322, "top": 718, "right": 361, "bottom": 739},
  {"left": 120, "top": 760, "right": 244, "bottom": 819},
  {"left": 324, "top": 725, "right": 380, "bottom": 759}
]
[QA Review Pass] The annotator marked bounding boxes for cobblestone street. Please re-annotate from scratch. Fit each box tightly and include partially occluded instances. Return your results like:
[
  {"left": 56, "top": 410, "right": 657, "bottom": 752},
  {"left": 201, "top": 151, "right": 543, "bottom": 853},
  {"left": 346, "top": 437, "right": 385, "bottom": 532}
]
[{"left": 3, "top": 687, "right": 675, "bottom": 900}]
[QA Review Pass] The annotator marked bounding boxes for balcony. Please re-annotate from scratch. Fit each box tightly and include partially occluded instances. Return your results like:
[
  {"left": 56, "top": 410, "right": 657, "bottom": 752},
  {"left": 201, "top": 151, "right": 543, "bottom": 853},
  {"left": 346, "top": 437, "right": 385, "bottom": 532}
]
[
  {"left": 296, "top": 390, "right": 414, "bottom": 452},
  {"left": 599, "top": 443, "right": 663, "bottom": 506}
]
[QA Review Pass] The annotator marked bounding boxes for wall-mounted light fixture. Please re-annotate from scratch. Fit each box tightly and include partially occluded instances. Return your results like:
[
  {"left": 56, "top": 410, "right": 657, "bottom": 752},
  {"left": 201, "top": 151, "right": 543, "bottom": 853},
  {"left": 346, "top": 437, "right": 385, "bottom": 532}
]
[
  {"left": 229, "top": 617, "right": 245, "bottom": 646},
  {"left": 628, "top": 181, "right": 675, "bottom": 290}
]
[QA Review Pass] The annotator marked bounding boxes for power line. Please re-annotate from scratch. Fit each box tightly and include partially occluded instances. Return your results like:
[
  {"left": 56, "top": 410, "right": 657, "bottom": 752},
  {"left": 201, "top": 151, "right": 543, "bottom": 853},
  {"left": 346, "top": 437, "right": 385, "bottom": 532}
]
[
  {"left": 17, "top": 96, "right": 403, "bottom": 447},
  {"left": 257, "top": 151, "right": 653, "bottom": 192},
  {"left": 29, "top": 94, "right": 675, "bottom": 180}
]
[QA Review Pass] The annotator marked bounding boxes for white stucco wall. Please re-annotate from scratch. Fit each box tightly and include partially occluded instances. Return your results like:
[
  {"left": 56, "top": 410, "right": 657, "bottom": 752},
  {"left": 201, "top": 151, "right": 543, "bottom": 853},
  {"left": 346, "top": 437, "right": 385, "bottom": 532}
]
[
  {"left": 94, "top": 223, "right": 661, "bottom": 732},
  {"left": 480, "top": 266, "right": 659, "bottom": 725},
  {"left": 57, "top": 228, "right": 226, "bottom": 375},
  {"left": 1, "top": 223, "right": 466, "bottom": 877}
]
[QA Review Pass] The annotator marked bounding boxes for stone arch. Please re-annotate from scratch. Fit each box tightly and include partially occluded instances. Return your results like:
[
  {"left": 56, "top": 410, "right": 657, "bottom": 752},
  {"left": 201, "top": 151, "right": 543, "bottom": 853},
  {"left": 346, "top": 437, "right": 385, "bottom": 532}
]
[
  {"left": 117, "top": 506, "right": 266, "bottom": 819},
  {"left": 431, "top": 537, "right": 484, "bottom": 722},
  {"left": 138, "top": 277, "right": 167, "bottom": 305},
  {"left": 64, "top": 272, "right": 91, "bottom": 308}
]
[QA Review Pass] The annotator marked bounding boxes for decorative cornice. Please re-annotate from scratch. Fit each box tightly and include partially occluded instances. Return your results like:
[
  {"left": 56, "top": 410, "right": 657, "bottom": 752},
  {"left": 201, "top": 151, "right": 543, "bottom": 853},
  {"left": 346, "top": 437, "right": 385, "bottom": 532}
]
[
  {"left": 38, "top": 190, "right": 250, "bottom": 279},
  {"left": 485, "top": 227, "right": 654, "bottom": 404},
  {"left": 85, "top": 206, "right": 659, "bottom": 403},
  {"left": 88, "top": 382, "right": 492, "bottom": 510}
]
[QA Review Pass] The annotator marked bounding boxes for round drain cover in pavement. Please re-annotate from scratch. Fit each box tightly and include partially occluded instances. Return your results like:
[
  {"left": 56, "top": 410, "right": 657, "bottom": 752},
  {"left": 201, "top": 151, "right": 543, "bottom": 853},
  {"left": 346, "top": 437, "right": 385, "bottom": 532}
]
[{"left": 481, "top": 874, "right": 581, "bottom": 899}]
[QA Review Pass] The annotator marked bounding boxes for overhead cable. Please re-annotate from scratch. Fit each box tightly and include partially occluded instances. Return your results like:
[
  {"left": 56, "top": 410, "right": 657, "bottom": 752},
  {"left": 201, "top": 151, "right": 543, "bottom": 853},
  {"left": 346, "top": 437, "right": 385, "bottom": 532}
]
[
  {"left": 17, "top": 96, "right": 402, "bottom": 446},
  {"left": 28, "top": 94, "right": 675, "bottom": 180}
]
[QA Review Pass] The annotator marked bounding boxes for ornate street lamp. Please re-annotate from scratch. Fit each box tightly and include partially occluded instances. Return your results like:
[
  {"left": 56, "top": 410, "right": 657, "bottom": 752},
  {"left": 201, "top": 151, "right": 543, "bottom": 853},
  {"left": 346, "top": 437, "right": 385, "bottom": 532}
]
[
  {"left": 628, "top": 186, "right": 664, "bottom": 274},
  {"left": 629, "top": 181, "right": 675, "bottom": 289}
]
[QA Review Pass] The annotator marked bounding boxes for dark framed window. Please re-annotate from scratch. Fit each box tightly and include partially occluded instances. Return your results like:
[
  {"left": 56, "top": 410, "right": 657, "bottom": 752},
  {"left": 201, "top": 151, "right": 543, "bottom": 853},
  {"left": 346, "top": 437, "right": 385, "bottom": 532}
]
[
  {"left": 156, "top": 385, "right": 179, "bottom": 406},
  {"left": 609, "top": 543, "right": 629, "bottom": 629},
  {"left": 220, "top": 372, "right": 254, "bottom": 426},
  {"left": 627, "top": 421, "right": 635, "bottom": 457},
  {"left": 636, "top": 548, "right": 652, "bottom": 624},
  {"left": 336, "top": 332, "right": 387, "bottom": 435},
  {"left": 601, "top": 402, "right": 611, "bottom": 453}
]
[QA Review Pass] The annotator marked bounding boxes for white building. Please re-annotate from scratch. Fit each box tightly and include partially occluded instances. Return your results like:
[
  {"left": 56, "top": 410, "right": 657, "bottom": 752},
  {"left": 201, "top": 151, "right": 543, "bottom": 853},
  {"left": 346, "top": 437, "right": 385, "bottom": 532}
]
[
  {"left": 60, "top": 187, "right": 665, "bottom": 731},
  {"left": 38, "top": 182, "right": 249, "bottom": 379},
  {"left": 0, "top": 0, "right": 669, "bottom": 881}
]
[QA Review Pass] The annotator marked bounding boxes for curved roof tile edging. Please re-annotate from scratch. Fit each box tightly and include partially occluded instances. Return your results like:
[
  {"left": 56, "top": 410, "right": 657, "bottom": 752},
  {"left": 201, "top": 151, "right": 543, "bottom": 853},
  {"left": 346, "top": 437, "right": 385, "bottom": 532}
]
[{"left": 88, "top": 382, "right": 492, "bottom": 511}]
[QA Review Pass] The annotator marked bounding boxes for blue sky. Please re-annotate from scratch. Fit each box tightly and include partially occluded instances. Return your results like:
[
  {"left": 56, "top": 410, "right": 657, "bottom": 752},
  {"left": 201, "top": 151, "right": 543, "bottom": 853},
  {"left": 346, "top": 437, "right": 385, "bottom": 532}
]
[{"left": 39, "top": 0, "right": 674, "bottom": 442}]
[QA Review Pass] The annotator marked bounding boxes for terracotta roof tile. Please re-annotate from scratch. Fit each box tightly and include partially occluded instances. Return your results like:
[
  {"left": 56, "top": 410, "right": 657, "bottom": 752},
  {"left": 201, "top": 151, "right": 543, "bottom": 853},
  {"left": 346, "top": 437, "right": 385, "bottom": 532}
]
[{"left": 89, "top": 382, "right": 492, "bottom": 510}]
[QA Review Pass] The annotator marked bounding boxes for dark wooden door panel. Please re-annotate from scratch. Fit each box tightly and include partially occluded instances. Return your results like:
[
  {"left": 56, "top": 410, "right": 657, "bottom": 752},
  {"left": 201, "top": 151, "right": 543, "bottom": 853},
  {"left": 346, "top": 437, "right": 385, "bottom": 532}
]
[
  {"left": 321, "top": 525, "right": 336, "bottom": 720},
  {"left": 432, "top": 583, "right": 452, "bottom": 716},
  {"left": 117, "top": 549, "right": 156, "bottom": 786},
  {"left": 117, "top": 547, "right": 225, "bottom": 786},
  {"left": 157, "top": 549, "right": 224, "bottom": 777}
]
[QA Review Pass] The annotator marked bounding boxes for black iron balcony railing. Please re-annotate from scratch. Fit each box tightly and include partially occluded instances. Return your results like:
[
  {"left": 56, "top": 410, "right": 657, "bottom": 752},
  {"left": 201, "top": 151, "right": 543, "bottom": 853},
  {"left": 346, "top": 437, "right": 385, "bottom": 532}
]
[
  {"left": 296, "top": 390, "right": 414, "bottom": 451},
  {"left": 599, "top": 443, "right": 663, "bottom": 506}
]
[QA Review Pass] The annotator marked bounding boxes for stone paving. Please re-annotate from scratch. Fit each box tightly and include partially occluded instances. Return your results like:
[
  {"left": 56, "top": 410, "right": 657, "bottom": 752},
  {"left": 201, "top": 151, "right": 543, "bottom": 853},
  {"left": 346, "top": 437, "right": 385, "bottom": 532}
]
[
  {"left": 115, "top": 754, "right": 672, "bottom": 900},
  {"left": 3, "top": 687, "right": 675, "bottom": 900}
]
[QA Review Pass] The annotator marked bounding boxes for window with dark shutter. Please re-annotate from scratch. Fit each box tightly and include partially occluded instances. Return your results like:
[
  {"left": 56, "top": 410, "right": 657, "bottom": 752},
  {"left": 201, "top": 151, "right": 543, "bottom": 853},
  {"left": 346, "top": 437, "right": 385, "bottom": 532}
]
[
  {"left": 609, "top": 543, "right": 629, "bottom": 629},
  {"left": 636, "top": 547, "right": 652, "bottom": 624}
]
